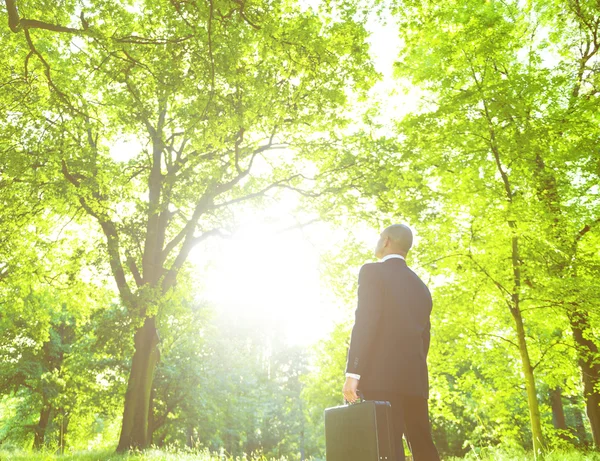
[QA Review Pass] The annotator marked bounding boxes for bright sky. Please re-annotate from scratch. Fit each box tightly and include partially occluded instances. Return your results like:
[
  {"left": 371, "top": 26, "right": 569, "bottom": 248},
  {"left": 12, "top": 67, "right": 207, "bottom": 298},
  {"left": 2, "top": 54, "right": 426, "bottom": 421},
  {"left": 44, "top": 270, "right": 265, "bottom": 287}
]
[{"left": 190, "top": 210, "right": 343, "bottom": 346}]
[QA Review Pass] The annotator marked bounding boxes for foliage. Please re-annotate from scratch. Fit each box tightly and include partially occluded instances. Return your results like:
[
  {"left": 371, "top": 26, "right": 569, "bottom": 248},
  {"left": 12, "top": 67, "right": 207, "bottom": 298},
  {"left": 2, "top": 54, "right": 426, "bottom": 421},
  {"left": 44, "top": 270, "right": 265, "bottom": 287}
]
[
  {"left": 148, "top": 292, "right": 312, "bottom": 460},
  {"left": 2, "top": 0, "right": 600, "bottom": 458},
  {"left": 2, "top": 0, "right": 378, "bottom": 451},
  {"left": 303, "top": 0, "right": 600, "bottom": 456}
]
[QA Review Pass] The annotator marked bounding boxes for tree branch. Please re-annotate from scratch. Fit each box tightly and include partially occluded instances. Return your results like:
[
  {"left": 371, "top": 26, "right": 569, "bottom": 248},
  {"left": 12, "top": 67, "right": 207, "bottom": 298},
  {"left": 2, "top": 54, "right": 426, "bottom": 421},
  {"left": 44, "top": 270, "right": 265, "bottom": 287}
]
[
  {"left": 5, "top": 0, "right": 87, "bottom": 33},
  {"left": 276, "top": 218, "right": 320, "bottom": 234},
  {"left": 160, "top": 188, "right": 216, "bottom": 266},
  {"left": 160, "top": 137, "right": 282, "bottom": 264},
  {"left": 0, "top": 265, "right": 9, "bottom": 283},
  {"left": 465, "top": 253, "right": 513, "bottom": 300},
  {"left": 232, "top": 0, "right": 261, "bottom": 30},
  {"left": 197, "top": 0, "right": 216, "bottom": 121},
  {"left": 127, "top": 254, "right": 143, "bottom": 288},
  {"left": 532, "top": 340, "right": 563, "bottom": 371},
  {"left": 112, "top": 34, "right": 193, "bottom": 45},
  {"left": 162, "top": 228, "right": 227, "bottom": 292},
  {"left": 466, "top": 326, "right": 519, "bottom": 350},
  {"left": 22, "top": 29, "right": 83, "bottom": 115},
  {"left": 142, "top": 107, "right": 167, "bottom": 285},
  {"left": 575, "top": 217, "right": 600, "bottom": 245},
  {"left": 61, "top": 160, "right": 134, "bottom": 306}
]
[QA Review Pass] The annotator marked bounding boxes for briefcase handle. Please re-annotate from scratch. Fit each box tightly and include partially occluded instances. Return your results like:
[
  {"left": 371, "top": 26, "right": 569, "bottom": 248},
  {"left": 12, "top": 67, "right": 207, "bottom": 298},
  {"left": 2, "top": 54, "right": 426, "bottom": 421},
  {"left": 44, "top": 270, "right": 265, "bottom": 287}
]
[{"left": 344, "top": 390, "right": 365, "bottom": 406}]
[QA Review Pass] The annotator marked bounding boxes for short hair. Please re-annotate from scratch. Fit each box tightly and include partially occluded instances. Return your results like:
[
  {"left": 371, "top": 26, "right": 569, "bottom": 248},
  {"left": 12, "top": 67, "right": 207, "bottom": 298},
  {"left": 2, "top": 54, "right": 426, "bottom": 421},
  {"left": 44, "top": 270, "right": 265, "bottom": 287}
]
[{"left": 383, "top": 224, "right": 413, "bottom": 253}]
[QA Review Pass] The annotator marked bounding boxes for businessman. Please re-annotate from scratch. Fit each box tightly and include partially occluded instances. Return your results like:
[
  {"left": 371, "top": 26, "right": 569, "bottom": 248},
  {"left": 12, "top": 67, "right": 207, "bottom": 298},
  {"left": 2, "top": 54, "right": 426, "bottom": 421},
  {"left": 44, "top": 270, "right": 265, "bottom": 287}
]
[{"left": 342, "top": 224, "right": 440, "bottom": 461}]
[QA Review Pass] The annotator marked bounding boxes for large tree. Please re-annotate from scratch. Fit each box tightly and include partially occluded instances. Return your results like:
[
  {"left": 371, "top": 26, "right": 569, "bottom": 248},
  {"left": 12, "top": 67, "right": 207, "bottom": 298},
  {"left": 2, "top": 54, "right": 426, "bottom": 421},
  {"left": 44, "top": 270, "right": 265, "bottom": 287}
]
[{"left": 3, "top": 0, "right": 377, "bottom": 451}]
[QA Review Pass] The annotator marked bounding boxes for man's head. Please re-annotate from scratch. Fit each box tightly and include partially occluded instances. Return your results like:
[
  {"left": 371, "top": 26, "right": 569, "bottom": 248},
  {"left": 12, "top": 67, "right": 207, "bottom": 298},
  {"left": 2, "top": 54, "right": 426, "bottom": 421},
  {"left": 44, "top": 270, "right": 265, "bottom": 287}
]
[{"left": 375, "top": 224, "right": 413, "bottom": 260}]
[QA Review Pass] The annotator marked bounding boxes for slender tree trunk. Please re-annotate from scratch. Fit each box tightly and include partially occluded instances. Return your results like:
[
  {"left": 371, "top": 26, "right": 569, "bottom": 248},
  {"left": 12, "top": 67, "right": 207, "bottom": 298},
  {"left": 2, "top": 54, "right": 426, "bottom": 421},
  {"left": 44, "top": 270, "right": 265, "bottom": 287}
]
[
  {"left": 510, "top": 301, "right": 545, "bottom": 455},
  {"left": 117, "top": 316, "right": 160, "bottom": 451},
  {"left": 508, "top": 224, "right": 545, "bottom": 455},
  {"left": 33, "top": 405, "right": 52, "bottom": 449},
  {"left": 148, "top": 386, "right": 155, "bottom": 447},
  {"left": 484, "top": 102, "right": 546, "bottom": 456},
  {"left": 57, "top": 411, "right": 70, "bottom": 454}
]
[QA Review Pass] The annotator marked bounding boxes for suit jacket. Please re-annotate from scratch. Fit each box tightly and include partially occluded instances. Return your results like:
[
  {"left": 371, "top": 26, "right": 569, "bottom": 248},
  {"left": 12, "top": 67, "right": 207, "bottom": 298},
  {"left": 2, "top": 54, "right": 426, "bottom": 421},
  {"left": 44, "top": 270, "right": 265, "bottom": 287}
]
[{"left": 345, "top": 258, "right": 432, "bottom": 398}]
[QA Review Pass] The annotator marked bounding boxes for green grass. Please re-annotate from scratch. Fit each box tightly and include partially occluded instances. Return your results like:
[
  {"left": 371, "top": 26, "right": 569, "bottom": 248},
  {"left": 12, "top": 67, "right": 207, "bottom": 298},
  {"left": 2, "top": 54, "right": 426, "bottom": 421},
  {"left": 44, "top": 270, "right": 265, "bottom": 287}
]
[
  {"left": 1, "top": 448, "right": 599, "bottom": 461},
  {"left": 0, "top": 448, "right": 289, "bottom": 461},
  {"left": 446, "top": 447, "right": 600, "bottom": 460}
]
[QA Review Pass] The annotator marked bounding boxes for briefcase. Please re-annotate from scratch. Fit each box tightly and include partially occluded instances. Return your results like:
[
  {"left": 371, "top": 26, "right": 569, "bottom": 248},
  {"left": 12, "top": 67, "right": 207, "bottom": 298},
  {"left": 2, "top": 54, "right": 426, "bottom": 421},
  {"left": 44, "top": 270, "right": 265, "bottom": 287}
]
[{"left": 324, "top": 400, "right": 396, "bottom": 461}]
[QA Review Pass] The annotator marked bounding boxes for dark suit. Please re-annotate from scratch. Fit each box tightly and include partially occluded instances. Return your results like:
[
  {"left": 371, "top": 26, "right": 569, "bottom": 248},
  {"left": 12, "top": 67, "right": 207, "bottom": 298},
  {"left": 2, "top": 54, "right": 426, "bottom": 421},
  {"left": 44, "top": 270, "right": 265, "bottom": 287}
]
[{"left": 346, "top": 257, "right": 439, "bottom": 461}]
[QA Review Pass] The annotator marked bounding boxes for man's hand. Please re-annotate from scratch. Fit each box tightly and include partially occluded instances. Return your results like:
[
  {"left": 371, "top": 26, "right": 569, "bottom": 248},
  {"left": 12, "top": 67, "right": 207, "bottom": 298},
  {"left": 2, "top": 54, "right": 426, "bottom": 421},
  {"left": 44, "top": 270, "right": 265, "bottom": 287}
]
[{"left": 342, "top": 376, "right": 359, "bottom": 403}]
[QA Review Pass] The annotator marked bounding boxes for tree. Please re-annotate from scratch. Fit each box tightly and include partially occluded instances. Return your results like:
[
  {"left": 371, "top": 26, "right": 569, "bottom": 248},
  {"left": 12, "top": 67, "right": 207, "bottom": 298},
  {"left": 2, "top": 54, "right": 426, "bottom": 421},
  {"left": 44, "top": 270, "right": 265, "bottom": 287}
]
[
  {"left": 3, "top": 0, "right": 377, "bottom": 450},
  {"left": 0, "top": 274, "right": 123, "bottom": 450},
  {"left": 395, "top": 0, "right": 598, "bottom": 454},
  {"left": 306, "top": 0, "right": 599, "bottom": 456}
]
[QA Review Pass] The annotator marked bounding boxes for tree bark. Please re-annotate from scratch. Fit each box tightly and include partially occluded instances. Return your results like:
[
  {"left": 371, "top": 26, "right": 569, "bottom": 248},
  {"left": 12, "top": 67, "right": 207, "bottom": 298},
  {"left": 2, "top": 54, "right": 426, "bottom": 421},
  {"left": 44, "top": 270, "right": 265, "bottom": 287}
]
[
  {"left": 550, "top": 388, "right": 567, "bottom": 431},
  {"left": 148, "top": 385, "right": 155, "bottom": 446},
  {"left": 528, "top": 29, "right": 600, "bottom": 442},
  {"left": 569, "top": 309, "right": 600, "bottom": 447},
  {"left": 57, "top": 410, "right": 70, "bottom": 454},
  {"left": 116, "top": 316, "right": 160, "bottom": 451},
  {"left": 511, "top": 300, "right": 545, "bottom": 456},
  {"left": 571, "top": 398, "right": 591, "bottom": 446},
  {"left": 33, "top": 405, "right": 52, "bottom": 449}
]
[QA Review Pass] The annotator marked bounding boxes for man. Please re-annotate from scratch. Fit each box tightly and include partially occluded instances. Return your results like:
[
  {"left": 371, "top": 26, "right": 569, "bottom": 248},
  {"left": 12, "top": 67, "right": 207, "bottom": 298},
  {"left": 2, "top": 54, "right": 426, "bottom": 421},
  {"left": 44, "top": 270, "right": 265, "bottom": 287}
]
[{"left": 342, "top": 224, "right": 440, "bottom": 461}]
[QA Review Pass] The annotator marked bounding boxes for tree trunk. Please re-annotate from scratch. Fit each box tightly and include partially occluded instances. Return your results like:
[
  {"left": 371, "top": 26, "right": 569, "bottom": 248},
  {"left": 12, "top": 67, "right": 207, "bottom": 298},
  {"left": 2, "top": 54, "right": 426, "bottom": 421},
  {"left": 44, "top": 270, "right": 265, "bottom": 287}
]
[
  {"left": 156, "top": 430, "right": 168, "bottom": 447},
  {"left": 57, "top": 410, "right": 70, "bottom": 454},
  {"left": 148, "top": 386, "right": 155, "bottom": 447},
  {"left": 569, "top": 309, "right": 600, "bottom": 447},
  {"left": 550, "top": 388, "right": 567, "bottom": 431},
  {"left": 550, "top": 388, "right": 572, "bottom": 443},
  {"left": 186, "top": 425, "right": 194, "bottom": 448},
  {"left": 571, "top": 399, "right": 591, "bottom": 446},
  {"left": 511, "top": 303, "right": 545, "bottom": 456},
  {"left": 33, "top": 405, "right": 52, "bottom": 449},
  {"left": 531, "top": 148, "right": 600, "bottom": 448},
  {"left": 486, "top": 109, "right": 546, "bottom": 456},
  {"left": 117, "top": 316, "right": 160, "bottom": 451}
]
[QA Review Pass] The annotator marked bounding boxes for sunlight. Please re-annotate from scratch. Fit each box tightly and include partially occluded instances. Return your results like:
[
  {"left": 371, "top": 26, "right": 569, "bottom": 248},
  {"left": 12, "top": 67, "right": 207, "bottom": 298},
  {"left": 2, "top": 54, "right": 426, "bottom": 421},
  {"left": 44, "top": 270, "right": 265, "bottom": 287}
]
[{"left": 190, "top": 210, "right": 340, "bottom": 346}]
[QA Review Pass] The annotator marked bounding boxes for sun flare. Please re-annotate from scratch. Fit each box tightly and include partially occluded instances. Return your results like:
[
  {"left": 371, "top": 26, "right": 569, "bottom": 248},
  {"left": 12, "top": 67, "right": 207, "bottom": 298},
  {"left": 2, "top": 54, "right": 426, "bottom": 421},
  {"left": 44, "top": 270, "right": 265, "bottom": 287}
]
[{"left": 191, "top": 214, "right": 340, "bottom": 346}]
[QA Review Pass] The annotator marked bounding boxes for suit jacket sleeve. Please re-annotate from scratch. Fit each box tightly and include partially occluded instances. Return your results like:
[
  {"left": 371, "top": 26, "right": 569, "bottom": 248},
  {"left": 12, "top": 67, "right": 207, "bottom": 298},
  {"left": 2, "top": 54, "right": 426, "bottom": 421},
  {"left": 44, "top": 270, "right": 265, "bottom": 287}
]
[{"left": 345, "top": 263, "right": 383, "bottom": 376}]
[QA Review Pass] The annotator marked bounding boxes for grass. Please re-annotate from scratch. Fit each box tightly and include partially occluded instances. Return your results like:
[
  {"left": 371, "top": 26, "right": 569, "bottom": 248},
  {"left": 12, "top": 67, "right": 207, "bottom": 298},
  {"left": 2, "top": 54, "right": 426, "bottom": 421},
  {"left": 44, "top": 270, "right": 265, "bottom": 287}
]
[
  {"left": 445, "top": 447, "right": 600, "bottom": 460},
  {"left": 0, "top": 448, "right": 289, "bottom": 461},
  {"left": 1, "top": 448, "right": 600, "bottom": 461}
]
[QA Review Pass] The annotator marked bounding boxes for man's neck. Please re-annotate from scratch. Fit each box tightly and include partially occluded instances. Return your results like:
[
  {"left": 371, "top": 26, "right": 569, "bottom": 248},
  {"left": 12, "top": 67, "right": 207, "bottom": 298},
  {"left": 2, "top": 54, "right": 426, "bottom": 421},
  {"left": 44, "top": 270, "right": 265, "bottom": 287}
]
[{"left": 381, "top": 253, "right": 405, "bottom": 262}]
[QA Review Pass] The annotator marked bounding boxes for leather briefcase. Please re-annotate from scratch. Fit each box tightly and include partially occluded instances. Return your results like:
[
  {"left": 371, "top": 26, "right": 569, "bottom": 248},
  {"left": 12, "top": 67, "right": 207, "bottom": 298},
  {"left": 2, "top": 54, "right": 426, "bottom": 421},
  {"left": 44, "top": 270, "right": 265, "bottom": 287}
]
[{"left": 324, "top": 399, "right": 396, "bottom": 461}]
